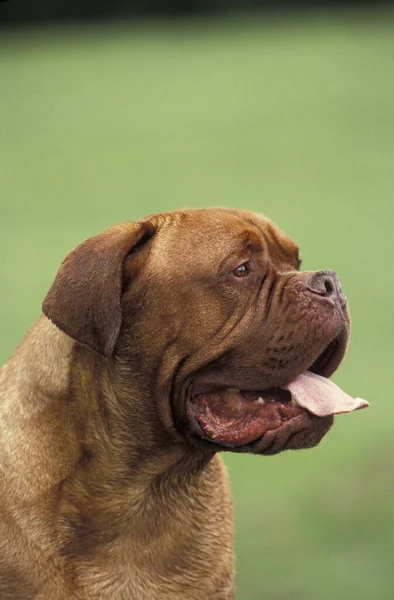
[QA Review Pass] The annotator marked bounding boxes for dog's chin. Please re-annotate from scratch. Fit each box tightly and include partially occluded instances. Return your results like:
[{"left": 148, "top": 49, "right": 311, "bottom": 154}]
[{"left": 181, "top": 332, "right": 348, "bottom": 456}]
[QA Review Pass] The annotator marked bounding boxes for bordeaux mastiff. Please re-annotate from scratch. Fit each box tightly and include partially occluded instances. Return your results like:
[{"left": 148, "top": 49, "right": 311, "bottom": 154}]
[{"left": 0, "top": 208, "right": 367, "bottom": 599}]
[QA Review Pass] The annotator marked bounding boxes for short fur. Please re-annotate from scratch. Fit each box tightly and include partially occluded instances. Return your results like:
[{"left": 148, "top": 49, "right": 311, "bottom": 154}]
[{"left": 0, "top": 209, "right": 350, "bottom": 599}]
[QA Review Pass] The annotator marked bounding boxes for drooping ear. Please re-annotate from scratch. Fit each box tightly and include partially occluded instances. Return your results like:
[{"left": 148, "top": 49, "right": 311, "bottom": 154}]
[{"left": 42, "top": 220, "right": 157, "bottom": 357}]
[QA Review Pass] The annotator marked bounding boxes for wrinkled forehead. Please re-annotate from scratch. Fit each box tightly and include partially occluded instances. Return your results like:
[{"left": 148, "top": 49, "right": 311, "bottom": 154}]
[{"left": 150, "top": 208, "right": 299, "bottom": 270}]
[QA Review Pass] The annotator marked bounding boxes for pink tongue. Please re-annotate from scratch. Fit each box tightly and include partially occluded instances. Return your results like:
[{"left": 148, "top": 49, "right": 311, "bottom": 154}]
[{"left": 283, "top": 371, "right": 369, "bottom": 417}]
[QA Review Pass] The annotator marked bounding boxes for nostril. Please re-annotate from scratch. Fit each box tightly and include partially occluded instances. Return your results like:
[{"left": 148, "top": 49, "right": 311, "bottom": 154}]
[
  {"left": 323, "top": 276, "right": 335, "bottom": 295},
  {"left": 307, "top": 270, "right": 340, "bottom": 299}
]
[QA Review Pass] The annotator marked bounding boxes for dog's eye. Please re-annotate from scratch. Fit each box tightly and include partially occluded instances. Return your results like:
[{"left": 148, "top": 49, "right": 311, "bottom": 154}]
[{"left": 233, "top": 263, "right": 249, "bottom": 278}]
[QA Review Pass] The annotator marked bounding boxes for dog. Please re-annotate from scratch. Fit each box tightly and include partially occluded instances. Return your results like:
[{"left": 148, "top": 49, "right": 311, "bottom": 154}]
[{"left": 0, "top": 208, "right": 367, "bottom": 599}]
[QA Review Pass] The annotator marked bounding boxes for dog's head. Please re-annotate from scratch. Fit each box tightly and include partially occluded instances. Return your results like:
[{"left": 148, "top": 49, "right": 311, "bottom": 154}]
[{"left": 43, "top": 208, "right": 366, "bottom": 456}]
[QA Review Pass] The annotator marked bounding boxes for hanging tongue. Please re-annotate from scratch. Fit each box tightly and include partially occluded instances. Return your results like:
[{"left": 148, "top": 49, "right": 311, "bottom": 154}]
[{"left": 283, "top": 371, "right": 369, "bottom": 417}]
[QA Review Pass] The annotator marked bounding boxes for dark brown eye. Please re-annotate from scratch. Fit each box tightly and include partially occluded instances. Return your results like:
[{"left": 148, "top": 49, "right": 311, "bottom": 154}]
[{"left": 233, "top": 263, "right": 249, "bottom": 278}]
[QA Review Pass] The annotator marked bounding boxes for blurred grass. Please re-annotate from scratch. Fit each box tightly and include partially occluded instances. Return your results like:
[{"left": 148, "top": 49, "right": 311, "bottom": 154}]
[{"left": 1, "top": 10, "right": 394, "bottom": 599}]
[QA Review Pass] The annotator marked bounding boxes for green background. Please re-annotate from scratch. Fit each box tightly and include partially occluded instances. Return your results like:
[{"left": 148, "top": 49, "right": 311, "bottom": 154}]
[{"left": 1, "top": 10, "right": 393, "bottom": 599}]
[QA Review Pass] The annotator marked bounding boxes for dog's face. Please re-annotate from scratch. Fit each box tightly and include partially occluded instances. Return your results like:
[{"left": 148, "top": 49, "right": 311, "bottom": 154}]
[{"left": 43, "top": 208, "right": 352, "bottom": 456}]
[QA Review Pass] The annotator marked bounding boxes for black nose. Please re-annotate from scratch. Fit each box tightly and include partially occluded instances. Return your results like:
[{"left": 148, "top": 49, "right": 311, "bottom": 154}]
[{"left": 307, "top": 270, "right": 342, "bottom": 299}]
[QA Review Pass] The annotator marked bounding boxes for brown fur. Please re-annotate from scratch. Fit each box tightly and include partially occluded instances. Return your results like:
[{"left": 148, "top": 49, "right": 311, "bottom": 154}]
[{"left": 0, "top": 209, "right": 350, "bottom": 599}]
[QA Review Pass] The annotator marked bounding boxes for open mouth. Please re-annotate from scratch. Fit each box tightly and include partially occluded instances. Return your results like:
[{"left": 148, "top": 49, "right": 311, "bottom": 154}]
[{"left": 186, "top": 336, "right": 368, "bottom": 452}]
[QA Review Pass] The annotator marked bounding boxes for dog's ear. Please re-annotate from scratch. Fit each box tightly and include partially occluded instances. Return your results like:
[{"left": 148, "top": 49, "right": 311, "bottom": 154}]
[{"left": 42, "top": 220, "right": 157, "bottom": 357}]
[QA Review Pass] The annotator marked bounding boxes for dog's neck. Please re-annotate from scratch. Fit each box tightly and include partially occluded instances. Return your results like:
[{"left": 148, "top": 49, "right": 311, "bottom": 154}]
[
  {"left": 5, "top": 317, "right": 215, "bottom": 555},
  {"left": 1, "top": 317, "right": 234, "bottom": 597},
  {"left": 61, "top": 342, "right": 221, "bottom": 575},
  {"left": 69, "top": 332, "right": 211, "bottom": 485}
]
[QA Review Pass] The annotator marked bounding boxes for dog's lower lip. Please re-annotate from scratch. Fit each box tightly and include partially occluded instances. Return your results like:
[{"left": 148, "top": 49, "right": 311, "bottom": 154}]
[{"left": 186, "top": 386, "right": 302, "bottom": 449}]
